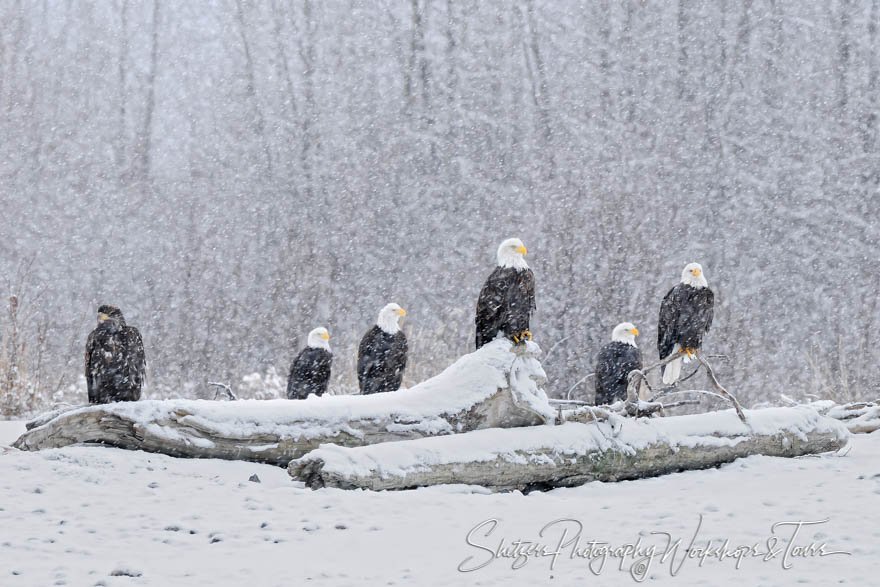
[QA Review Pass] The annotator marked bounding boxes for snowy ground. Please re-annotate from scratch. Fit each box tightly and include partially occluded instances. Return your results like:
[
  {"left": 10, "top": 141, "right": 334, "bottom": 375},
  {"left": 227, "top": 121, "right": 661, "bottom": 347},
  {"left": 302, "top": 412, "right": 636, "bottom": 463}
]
[{"left": 1, "top": 421, "right": 877, "bottom": 586}]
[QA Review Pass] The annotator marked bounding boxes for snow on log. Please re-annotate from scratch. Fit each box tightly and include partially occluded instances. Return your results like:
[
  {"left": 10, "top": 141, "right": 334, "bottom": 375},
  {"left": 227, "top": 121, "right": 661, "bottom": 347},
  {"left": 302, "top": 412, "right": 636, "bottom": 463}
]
[
  {"left": 12, "top": 340, "right": 553, "bottom": 466},
  {"left": 289, "top": 406, "right": 849, "bottom": 491},
  {"left": 808, "top": 400, "right": 880, "bottom": 434}
]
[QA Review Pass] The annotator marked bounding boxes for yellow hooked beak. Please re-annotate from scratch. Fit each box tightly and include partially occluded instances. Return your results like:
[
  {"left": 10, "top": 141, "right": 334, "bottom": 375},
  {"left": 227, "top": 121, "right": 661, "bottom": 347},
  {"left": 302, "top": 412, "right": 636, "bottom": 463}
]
[
  {"left": 397, "top": 308, "right": 407, "bottom": 316},
  {"left": 693, "top": 268, "right": 701, "bottom": 277},
  {"left": 98, "top": 313, "right": 110, "bottom": 322},
  {"left": 631, "top": 327, "right": 639, "bottom": 336},
  {"left": 517, "top": 245, "right": 527, "bottom": 255},
  {"left": 321, "top": 332, "right": 330, "bottom": 340}
]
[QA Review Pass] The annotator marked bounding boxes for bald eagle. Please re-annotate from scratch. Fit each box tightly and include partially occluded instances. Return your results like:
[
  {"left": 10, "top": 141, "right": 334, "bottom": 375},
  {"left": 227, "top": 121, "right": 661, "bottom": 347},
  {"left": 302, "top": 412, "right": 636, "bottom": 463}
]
[
  {"left": 358, "top": 303, "right": 408, "bottom": 394},
  {"left": 658, "top": 263, "right": 714, "bottom": 384},
  {"left": 85, "top": 305, "right": 146, "bottom": 404},
  {"left": 595, "top": 322, "right": 642, "bottom": 405},
  {"left": 475, "top": 238, "right": 536, "bottom": 348},
  {"left": 286, "top": 327, "right": 332, "bottom": 400}
]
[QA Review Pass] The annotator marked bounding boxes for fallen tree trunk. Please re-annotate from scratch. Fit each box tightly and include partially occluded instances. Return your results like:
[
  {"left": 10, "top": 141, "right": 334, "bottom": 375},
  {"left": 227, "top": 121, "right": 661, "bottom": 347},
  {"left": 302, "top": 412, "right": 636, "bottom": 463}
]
[
  {"left": 13, "top": 340, "right": 554, "bottom": 466},
  {"left": 24, "top": 405, "right": 80, "bottom": 430},
  {"left": 807, "top": 399, "right": 880, "bottom": 434},
  {"left": 290, "top": 406, "right": 849, "bottom": 491}
]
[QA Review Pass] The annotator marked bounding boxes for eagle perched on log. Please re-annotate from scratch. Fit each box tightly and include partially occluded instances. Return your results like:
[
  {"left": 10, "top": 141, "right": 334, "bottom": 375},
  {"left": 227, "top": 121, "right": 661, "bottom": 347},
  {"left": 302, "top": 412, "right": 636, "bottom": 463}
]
[
  {"left": 658, "top": 263, "right": 714, "bottom": 384},
  {"left": 475, "top": 238, "right": 536, "bottom": 348},
  {"left": 595, "top": 322, "right": 642, "bottom": 405},
  {"left": 287, "top": 327, "right": 332, "bottom": 399},
  {"left": 85, "top": 305, "right": 146, "bottom": 404},
  {"left": 357, "top": 303, "right": 408, "bottom": 394}
]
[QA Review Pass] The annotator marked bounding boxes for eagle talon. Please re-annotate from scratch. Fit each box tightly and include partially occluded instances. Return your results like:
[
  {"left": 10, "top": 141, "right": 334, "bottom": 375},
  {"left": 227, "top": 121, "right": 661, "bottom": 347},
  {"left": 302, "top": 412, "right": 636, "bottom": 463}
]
[{"left": 512, "top": 331, "right": 531, "bottom": 345}]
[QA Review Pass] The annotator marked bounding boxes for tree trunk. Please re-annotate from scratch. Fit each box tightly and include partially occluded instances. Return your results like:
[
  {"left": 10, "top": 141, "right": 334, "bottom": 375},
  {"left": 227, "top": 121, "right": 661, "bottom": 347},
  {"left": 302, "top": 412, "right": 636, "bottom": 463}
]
[
  {"left": 291, "top": 406, "right": 849, "bottom": 491},
  {"left": 13, "top": 341, "right": 552, "bottom": 466},
  {"left": 233, "top": 0, "right": 274, "bottom": 176},
  {"left": 133, "top": 0, "right": 160, "bottom": 182}
]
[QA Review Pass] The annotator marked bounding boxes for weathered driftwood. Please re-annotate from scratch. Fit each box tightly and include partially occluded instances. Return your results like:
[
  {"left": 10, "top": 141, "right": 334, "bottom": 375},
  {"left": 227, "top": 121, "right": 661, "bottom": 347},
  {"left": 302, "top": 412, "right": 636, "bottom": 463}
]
[
  {"left": 695, "top": 351, "right": 747, "bottom": 421},
  {"left": 556, "top": 398, "right": 701, "bottom": 429},
  {"left": 811, "top": 399, "right": 880, "bottom": 434},
  {"left": 13, "top": 340, "right": 553, "bottom": 466},
  {"left": 625, "top": 351, "right": 747, "bottom": 423},
  {"left": 24, "top": 405, "right": 79, "bottom": 430},
  {"left": 562, "top": 395, "right": 880, "bottom": 436},
  {"left": 290, "top": 406, "right": 849, "bottom": 491}
]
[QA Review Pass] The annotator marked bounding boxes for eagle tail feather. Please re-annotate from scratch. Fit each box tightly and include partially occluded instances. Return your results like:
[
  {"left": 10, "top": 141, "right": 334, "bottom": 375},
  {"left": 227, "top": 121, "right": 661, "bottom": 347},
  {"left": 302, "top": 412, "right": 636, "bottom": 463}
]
[{"left": 662, "top": 344, "right": 683, "bottom": 384}]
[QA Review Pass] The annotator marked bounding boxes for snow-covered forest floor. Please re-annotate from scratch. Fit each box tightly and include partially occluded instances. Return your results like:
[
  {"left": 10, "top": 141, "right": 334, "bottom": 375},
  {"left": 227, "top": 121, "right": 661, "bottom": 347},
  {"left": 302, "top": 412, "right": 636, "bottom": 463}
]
[{"left": 1, "top": 421, "right": 876, "bottom": 586}]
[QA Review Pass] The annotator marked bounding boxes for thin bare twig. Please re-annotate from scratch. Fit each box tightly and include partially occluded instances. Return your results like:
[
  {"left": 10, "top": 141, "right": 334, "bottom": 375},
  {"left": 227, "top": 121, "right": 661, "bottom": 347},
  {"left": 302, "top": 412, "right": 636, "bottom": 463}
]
[
  {"left": 565, "top": 373, "right": 594, "bottom": 400},
  {"left": 542, "top": 335, "right": 573, "bottom": 363},
  {"left": 624, "top": 352, "right": 683, "bottom": 412},
  {"left": 650, "top": 389, "right": 728, "bottom": 403},
  {"left": 660, "top": 399, "right": 701, "bottom": 409},
  {"left": 548, "top": 398, "right": 592, "bottom": 406},
  {"left": 623, "top": 349, "right": 746, "bottom": 424},
  {"left": 677, "top": 364, "right": 703, "bottom": 385},
  {"left": 658, "top": 351, "right": 729, "bottom": 389},
  {"left": 208, "top": 382, "right": 237, "bottom": 401},
  {"left": 642, "top": 366, "right": 700, "bottom": 402},
  {"left": 695, "top": 351, "right": 746, "bottom": 423},
  {"left": 632, "top": 351, "right": 685, "bottom": 376}
]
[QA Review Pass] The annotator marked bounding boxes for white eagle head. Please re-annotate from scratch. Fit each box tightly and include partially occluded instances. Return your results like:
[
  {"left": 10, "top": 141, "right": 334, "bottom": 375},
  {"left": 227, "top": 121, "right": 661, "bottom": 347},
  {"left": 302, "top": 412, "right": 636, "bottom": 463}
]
[
  {"left": 611, "top": 322, "right": 639, "bottom": 347},
  {"left": 680, "top": 262, "right": 708, "bottom": 288},
  {"left": 377, "top": 303, "right": 406, "bottom": 334},
  {"left": 497, "top": 238, "right": 529, "bottom": 270},
  {"left": 307, "top": 327, "right": 331, "bottom": 350}
]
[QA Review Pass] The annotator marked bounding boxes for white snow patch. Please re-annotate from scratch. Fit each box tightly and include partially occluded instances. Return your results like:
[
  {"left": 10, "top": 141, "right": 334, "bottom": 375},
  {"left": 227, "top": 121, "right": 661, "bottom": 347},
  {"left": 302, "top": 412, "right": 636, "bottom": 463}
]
[{"left": 508, "top": 342, "right": 555, "bottom": 423}]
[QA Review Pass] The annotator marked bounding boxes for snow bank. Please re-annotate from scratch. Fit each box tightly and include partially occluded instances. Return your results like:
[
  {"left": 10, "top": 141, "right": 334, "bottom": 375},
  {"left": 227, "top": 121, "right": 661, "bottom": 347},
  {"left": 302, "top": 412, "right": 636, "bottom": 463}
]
[
  {"left": 291, "top": 406, "right": 850, "bottom": 491},
  {"left": 13, "top": 339, "right": 552, "bottom": 465}
]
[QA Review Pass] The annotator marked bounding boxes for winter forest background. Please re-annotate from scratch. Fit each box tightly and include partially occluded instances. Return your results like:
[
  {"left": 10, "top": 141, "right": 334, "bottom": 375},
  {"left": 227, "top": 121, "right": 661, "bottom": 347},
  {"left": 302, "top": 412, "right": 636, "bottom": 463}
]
[{"left": 1, "top": 0, "right": 879, "bottom": 416}]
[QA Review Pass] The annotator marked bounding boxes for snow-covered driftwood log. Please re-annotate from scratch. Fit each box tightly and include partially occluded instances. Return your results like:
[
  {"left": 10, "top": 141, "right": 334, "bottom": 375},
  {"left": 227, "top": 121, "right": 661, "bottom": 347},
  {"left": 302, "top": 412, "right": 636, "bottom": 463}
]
[
  {"left": 808, "top": 399, "right": 880, "bottom": 434},
  {"left": 13, "top": 340, "right": 554, "bottom": 466},
  {"left": 290, "top": 406, "right": 849, "bottom": 491}
]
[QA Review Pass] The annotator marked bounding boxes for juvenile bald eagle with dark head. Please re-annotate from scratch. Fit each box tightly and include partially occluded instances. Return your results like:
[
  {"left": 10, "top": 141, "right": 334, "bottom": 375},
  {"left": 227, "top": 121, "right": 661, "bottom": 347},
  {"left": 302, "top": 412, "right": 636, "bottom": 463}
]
[
  {"left": 595, "top": 322, "right": 642, "bottom": 405},
  {"left": 358, "top": 303, "right": 407, "bottom": 394},
  {"left": 85, "top": 305, "right": 146, "bottom": 404},
  {"left": 475, "top": 238, "right": 536, "bottom": 348},
  {"left": 286, "top": 327, "right": 332, "bottom": 400},
  {"left": 658, "top": 263, "right": 714, "bottom": 384}
]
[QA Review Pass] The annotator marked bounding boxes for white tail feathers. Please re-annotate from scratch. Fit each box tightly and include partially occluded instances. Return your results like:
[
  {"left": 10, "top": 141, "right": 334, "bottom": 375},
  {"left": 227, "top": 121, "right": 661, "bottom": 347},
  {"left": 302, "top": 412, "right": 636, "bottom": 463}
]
[
  {"left": 662, "top": 357, "right": 682, "bottom": 384},
  {"left": 663, "top": 345, "right": 683, "bottom": 384}
]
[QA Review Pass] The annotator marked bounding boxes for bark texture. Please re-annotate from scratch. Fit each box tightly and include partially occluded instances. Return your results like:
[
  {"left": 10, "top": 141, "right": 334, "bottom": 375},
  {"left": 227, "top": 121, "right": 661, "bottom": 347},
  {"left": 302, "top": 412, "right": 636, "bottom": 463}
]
[{"left": 290, "top": 407, "right": 849, "bottom": 491}]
